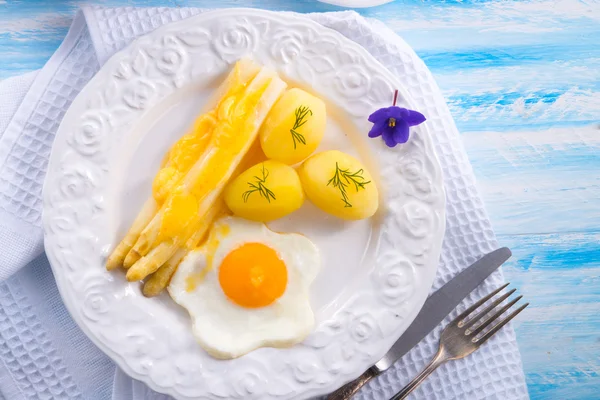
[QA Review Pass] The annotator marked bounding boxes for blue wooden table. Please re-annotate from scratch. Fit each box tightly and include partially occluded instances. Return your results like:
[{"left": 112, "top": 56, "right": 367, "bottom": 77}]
[{"left": 1, "top": 0, "right": 598, "bottom": 398}]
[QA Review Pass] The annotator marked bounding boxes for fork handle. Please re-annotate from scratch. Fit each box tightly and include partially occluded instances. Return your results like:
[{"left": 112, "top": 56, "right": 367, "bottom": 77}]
[
  {"left": 391, "top": 348, "right": 447, "bottom": 400},
  {"left": 326, "top": 368, "right": 377, "bottom": 400}
]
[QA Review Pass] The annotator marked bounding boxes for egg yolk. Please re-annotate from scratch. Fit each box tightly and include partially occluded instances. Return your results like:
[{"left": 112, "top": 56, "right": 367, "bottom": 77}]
[{"left": 219, "top": 243, "right": 287, "bottom": 308}]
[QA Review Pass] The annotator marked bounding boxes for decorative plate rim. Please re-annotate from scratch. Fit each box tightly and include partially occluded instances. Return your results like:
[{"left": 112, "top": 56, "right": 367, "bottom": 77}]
[{"left": 42, "top": 8, "right": 445, "bottom": 400}]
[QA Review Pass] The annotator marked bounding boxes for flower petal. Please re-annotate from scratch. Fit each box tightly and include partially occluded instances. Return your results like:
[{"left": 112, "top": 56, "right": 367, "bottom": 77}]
[
  {"left": 368, "top": 107, "right": 391, "bottom": 123},
  {"left": 386, "top": 106, "right": 405, "bottom": 119},
  {"left": 404, "top": 109, "right": 426, "bottom": 126},
  {"left": 368, "top": 119, "right": 387, "bottom": 138},
  {"left": 393, "top": 119, "right": 410, "bottom": 144},
  {"left": 382, "top": 128, "right": 398, "bottom": 148}
]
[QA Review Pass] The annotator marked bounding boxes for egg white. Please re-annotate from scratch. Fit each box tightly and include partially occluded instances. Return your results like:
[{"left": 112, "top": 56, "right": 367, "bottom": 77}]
[{"left": 168, "top": 216, "right": 320, "bottom": 359}]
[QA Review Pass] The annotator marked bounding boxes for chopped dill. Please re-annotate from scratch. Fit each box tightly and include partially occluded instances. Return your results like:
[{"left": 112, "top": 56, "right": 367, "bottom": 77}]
[
  {"left": 290, "top": 105, "right": 312, "bottom": 149},
  {"left": 326, "top": 162, "right": 371, "bottom": 207},
  {"left": 242, "top": 164, "right": 276, "bottom": 203}
]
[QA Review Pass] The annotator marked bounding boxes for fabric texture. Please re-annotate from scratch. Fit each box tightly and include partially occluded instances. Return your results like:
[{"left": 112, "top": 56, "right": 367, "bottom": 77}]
[{"left": 0, "top": 6, "right": 529, "bottom": 400}]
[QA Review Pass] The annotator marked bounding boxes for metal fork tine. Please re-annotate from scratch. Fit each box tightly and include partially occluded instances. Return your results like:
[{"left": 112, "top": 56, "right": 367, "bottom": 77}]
[
  {"left": 474, "top": 303, "right": 529, "bottom": 345},
  {"left": 467, "top": 295, "right": 523, "bottom": 337},
  {"left": 390, "top": 282, "right": 528, "bottom": 400},
  {"left": 456, "top": 282, "right": 509, "bottom": 323},
  {"left": 461, "top": 288, "right": 516, "bottom": 329}
]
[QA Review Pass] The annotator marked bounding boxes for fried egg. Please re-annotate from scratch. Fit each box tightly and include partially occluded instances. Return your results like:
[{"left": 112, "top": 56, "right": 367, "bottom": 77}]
[{"left": 168, "top": 216, "right": 320, "bottom": 359}]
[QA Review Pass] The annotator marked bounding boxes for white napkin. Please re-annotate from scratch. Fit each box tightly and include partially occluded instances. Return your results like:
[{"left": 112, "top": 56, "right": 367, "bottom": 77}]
[{"left": 0, "top": 6, "right": 529, "bottom": 400}]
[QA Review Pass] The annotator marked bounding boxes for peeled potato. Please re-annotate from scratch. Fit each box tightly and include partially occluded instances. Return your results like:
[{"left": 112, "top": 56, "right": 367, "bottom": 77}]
[
  {"left": 298, "top": 150, "right": 378, "bottom": 220},
  {"left": 259, "top": 88, "right": 326, "bottom": 165},
  {"left": 224, "top": 160, "right": 304, "bottom": 222}
]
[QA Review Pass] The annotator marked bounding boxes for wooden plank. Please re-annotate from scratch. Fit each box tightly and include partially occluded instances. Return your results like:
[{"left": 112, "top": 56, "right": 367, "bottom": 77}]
[
  {"left": 501, "top": 231, "right": 600, "bottom": 400},
  {"left": 464, "top": 126, "right": 600, "bottom": 235}
]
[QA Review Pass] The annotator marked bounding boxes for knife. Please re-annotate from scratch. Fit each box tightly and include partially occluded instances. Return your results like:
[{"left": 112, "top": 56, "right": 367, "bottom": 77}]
[{"left": 326, "top": 247, "right": 512, "bottom": 400}]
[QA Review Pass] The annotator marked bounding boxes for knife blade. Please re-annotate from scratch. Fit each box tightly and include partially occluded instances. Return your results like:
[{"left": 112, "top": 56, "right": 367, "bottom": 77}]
[{"left": 327, "top": 246, "right": 512, "bottom": 400}]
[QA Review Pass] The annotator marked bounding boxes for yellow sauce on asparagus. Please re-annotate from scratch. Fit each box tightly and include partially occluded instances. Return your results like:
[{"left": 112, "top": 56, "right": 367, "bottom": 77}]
[{"left": 154, "top": 76, "right": 271, "bottom": 245}]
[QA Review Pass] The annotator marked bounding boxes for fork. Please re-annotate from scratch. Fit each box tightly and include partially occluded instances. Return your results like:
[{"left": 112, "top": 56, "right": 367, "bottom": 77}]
[{"left": 390, "top": 283, "right": 529, "bottom": 400}]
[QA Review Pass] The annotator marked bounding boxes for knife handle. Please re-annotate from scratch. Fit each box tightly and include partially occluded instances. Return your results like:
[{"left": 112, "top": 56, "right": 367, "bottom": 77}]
[{"left": 326, "top": 368, "right": 377, "bottom": 400}]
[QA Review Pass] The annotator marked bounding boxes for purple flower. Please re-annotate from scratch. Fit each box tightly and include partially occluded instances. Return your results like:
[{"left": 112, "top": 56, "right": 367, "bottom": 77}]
[{"left": 368, "top": 106, "right": 426, "bottom": 147}]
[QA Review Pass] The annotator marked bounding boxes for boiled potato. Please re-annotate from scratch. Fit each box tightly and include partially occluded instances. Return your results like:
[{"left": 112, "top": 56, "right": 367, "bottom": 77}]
[
  {"left": 259, "top": 88, "right": 326, "bottom": 165},
  {"left": 298, "top": 150, "right": 378, "bottom": 220},
  {"left": 224, "top": 160, "right": 304, "bottom": 222}
]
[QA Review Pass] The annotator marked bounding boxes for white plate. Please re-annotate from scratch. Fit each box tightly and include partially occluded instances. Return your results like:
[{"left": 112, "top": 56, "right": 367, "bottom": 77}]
[
  {"left": 318, "top": 0, "right": 394, "bottom": 8},
  {"left": 42, "top": 8, "right": 445, "bottom": 400}
]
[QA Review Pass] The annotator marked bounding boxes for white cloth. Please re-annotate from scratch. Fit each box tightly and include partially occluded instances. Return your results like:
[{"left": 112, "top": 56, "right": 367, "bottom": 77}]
[{"left": 0, "top": 6, "right": 529, "bottom": 400}]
